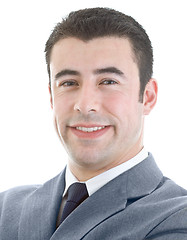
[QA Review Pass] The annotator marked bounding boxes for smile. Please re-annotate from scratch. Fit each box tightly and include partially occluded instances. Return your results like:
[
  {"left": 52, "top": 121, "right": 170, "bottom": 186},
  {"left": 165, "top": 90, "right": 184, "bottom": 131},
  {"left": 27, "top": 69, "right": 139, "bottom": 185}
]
[
  {"left": 70, "top": 125, "right": 110, "bottom": 139},
  {"left": 75, "top": 126, "right": 106, "bottom": 132}
]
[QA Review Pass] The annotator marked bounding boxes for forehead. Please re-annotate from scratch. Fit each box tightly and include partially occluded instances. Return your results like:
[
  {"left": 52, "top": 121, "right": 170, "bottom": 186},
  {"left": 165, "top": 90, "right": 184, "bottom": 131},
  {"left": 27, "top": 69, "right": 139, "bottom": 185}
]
[{"left": 50, "top": 37, "right": 138, "bottom": 75}]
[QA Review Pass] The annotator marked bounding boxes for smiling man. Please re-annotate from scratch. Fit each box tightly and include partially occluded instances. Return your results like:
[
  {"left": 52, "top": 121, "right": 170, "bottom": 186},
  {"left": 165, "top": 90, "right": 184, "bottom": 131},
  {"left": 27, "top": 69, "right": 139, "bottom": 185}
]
[
  {"left": 50, "top": 37, "right": 149, "bottom": 181},
  {"left": 1, "top": 7, "right": 187, "bottom": 240}
]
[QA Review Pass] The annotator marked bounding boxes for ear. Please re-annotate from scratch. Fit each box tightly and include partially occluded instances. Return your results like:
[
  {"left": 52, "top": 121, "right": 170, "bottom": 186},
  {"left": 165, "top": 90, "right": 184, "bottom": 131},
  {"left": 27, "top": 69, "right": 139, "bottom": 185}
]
[
  {"left": 48, "top": 84, "right": 53, "bottom": 109},
  {"left": 143, "top": 78, "right": 158, "bottom": 115}
]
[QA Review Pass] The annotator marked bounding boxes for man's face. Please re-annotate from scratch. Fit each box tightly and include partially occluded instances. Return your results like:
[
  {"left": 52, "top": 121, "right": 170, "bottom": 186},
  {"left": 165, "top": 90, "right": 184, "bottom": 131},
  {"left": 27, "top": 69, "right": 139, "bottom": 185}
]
[{"left": 49, "top": 37, "right": 146, "bottom": 175}]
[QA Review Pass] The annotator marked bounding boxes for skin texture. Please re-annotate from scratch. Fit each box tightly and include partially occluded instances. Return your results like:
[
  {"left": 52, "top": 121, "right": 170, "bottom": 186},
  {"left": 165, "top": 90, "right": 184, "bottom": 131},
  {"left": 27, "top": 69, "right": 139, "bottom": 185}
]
[{"left": 49, "top": 37, "right": 157, "bottom": 181}]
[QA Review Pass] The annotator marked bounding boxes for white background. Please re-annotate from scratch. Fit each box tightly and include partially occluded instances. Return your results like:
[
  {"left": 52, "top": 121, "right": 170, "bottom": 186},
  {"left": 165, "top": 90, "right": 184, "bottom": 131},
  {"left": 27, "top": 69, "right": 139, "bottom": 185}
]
[{"left": 0, "top": 0, "right": 187, "bottom": 191}]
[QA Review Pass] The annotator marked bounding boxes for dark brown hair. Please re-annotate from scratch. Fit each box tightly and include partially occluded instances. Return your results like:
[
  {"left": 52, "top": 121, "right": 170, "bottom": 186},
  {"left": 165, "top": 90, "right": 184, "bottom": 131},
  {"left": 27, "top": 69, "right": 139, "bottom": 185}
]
[{"left": 45, "top": 7, "right": 153, "bottom": 102}]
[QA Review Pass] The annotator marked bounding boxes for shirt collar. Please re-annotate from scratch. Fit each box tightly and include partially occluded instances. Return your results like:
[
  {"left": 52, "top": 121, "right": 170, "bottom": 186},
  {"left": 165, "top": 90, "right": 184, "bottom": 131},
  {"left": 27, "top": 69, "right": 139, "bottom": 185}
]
[
  {"left": 64, "top": 148, "right": 148, "bottom": 197},
  {"left": 63, "top": 166, "right": 79, "bottom": 197}
]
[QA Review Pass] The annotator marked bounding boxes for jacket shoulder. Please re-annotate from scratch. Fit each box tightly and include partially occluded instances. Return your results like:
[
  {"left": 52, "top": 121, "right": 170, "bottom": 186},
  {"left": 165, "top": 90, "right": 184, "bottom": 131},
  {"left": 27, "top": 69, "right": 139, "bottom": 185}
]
[
  {"left": 145, "top": 207, "right": 187, "bottom": 239},
  {"left": 0, "top": 184, "right": 40, "bottom": 200},
  {"left": 145, "top": 177, "right": 187, "bottom": 239},
  {"left": 0, "top": 185, "right": 40, "bottom": 219}
]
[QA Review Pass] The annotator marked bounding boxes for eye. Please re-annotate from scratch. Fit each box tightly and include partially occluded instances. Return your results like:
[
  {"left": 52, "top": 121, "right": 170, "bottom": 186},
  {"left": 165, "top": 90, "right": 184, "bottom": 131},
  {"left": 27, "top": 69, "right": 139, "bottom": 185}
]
[
  {"left": 58, "top": 80, "right": 78, "bottom": 87},
  {"left": 99, "top": 79, "right": 118, "bottom": 85}
]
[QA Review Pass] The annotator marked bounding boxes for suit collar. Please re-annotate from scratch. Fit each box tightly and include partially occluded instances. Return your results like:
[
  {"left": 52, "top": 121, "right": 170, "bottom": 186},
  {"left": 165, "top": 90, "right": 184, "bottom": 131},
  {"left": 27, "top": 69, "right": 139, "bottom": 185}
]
[
  {"left": 126, "top": 153, "right": 163, "bottom": 199},
  {"left": 51, "top": 153, "right": 163, "bottom": 239}
]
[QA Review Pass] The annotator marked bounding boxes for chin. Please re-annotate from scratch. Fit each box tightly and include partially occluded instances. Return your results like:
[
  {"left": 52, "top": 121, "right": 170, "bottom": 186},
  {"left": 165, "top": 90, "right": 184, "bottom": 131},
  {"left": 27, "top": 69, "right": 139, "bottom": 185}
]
[{"left": 72, "top": 152, "right": 110, "bottom": 171}]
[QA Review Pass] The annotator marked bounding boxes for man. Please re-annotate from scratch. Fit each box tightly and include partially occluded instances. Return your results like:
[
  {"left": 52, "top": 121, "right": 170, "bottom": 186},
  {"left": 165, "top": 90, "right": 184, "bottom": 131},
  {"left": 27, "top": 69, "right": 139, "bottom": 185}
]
[{"left": 0, "top": 7, "right": 187, "bottom": 240}]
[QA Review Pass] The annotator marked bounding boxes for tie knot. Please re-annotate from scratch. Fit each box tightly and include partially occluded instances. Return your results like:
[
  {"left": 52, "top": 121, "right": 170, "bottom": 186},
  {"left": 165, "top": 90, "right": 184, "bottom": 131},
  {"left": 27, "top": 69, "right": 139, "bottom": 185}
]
[
  {"left": 67, "top": 182, "right": 88, "bottom": 205},
  {"left": 60, "top": 182, "right": 89, "bottom": 223}
]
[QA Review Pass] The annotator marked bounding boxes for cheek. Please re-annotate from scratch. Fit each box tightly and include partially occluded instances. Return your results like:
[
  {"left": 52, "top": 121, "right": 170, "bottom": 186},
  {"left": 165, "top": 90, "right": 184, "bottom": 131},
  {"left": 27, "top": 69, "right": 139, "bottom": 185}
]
[
  {"left": 53, "top": 94, "right": 72, "bottom": 122},
  {"left": 103, "top": 92, "right": 142, "bottom": 128},
  {"left": 103, "top": 92, "right": 131, "bottom": 117}
]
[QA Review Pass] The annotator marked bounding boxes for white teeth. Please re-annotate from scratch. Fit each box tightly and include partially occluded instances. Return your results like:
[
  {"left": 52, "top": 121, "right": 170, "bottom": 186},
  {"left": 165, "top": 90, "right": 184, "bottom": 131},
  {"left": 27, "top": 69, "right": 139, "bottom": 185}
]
[{"left": 76, "top": 126, "right": 105, "bottom": 132}]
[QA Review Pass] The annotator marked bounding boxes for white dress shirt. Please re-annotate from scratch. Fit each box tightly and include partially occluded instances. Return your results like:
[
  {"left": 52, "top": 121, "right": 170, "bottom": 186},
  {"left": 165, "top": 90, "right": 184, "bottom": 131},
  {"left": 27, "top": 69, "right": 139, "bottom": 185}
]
[
  {"left": 56, "top": 148, "right": 148, "bottom": 226},
  {"left": 64, "top": 148, "right": 148, "bottom": 196}
]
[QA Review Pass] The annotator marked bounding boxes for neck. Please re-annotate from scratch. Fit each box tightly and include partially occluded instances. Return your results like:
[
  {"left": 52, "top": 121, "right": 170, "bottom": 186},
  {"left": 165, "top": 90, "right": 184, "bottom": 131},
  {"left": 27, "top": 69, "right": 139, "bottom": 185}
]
[{"left": 68, "top": 145, "right": 144, "bottom": 182}]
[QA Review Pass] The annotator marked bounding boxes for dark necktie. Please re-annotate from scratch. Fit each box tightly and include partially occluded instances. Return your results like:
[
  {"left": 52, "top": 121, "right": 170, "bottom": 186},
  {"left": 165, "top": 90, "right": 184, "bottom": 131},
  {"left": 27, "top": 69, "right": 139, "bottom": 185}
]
[{"left": 60, "top": 182, "right": 89, "bottom": 223}]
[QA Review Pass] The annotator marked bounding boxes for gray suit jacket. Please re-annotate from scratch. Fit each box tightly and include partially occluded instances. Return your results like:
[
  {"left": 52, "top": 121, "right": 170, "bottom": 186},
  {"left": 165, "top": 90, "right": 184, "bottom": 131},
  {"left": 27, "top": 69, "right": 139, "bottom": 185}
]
[{"left": 0, "top": 153, "right": 187, "bottom": 239}]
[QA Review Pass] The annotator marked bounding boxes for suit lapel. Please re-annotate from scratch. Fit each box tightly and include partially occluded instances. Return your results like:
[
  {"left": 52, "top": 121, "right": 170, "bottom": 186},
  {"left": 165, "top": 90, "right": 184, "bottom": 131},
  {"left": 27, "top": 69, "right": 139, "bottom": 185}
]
[
  {"left": 51, "top": 154, "right": 163, "bottom": 240},
  {"left": 18, "top": 169, "right": 66, "bottom": 240},
  {"left": 51, "top": 171, "right": 128, "bottom": 240}
]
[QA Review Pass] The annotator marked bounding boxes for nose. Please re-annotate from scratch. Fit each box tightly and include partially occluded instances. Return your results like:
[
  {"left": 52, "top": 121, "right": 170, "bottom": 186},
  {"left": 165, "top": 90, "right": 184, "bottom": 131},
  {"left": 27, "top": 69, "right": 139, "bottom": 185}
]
[{"left": 74, "top": 85, "right": 100, "bottom": 114}]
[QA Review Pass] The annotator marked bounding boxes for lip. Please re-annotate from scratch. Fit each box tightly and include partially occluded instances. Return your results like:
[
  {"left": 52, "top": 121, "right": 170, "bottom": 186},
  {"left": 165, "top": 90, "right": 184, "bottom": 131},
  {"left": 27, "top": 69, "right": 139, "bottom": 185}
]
[{"left": 69, "top": 125, "right": 111, "bottom": 139}]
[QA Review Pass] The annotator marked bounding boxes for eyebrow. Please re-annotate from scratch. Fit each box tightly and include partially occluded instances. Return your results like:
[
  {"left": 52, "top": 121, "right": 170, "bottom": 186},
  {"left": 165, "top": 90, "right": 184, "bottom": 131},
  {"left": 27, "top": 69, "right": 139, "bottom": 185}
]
[
  {"left": 54, "top": 66, "right": 124, "bottom": 80},
  {"left": 55, "top": 69, "right": 80, "bottom": 80},
  {"left": 93, "top": 67, "right": 124, "bottom": 76}
]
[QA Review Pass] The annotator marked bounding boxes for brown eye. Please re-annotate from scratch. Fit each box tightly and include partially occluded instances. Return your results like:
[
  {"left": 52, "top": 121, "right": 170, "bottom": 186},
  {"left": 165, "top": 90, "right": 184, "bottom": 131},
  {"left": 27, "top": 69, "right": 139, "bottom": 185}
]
[
  {"left": 100, "top": 79, "right": 118, "bottom": 85},
  {"left": 59, "top": 81, "right": 78, "bottom": 87}
]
